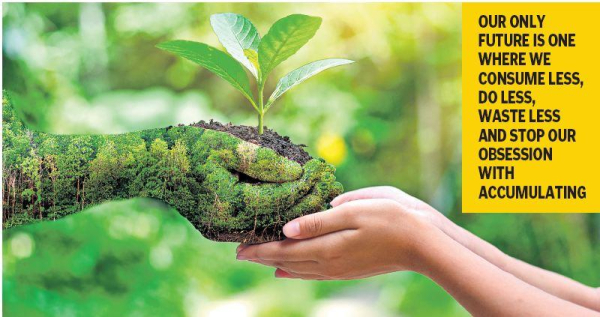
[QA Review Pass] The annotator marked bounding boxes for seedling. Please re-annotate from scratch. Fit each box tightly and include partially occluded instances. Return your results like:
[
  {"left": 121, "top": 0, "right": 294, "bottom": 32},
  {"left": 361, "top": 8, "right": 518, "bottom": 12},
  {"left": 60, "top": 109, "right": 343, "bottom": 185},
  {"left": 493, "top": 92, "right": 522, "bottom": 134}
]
[{"left": 157, "top": 13, "right": 354, "bottom": 134}]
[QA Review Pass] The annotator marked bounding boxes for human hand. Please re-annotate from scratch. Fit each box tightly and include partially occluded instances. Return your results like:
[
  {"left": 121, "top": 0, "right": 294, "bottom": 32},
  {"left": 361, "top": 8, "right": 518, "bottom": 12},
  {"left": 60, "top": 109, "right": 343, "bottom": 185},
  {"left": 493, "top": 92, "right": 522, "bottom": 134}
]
[
  {"left": 331, "top": 186, "right": 454, "bottom": 238},
  {"left": 328, "top": 187, "right": 508, "bottom": 278},
  {"left": 235, "top": 199, "right": 438, "bottom": 279},
  {"left": 191, "top": 129, "right": 343, "bottom": 243}
]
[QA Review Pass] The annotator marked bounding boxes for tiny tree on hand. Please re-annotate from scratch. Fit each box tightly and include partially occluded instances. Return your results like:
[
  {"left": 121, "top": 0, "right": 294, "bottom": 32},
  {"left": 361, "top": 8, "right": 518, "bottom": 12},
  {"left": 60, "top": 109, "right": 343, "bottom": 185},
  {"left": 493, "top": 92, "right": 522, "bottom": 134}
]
[{"left": 157, "top": 13, "right": 354, "bottom": 134}]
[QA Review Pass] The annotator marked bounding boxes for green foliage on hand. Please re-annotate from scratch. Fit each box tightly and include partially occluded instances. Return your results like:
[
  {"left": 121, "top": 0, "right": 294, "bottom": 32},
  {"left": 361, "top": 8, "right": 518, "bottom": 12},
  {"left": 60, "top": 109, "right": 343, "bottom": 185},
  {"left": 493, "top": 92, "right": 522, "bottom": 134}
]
[
  {"left": 194, "top": 131, "right": 342, "bottom": 243},
  {"left": 2, "top": 93, "right": 342, "bottom": 243},
  {"left": 157, "top": 13, "right": 354, "bottom": 134}
]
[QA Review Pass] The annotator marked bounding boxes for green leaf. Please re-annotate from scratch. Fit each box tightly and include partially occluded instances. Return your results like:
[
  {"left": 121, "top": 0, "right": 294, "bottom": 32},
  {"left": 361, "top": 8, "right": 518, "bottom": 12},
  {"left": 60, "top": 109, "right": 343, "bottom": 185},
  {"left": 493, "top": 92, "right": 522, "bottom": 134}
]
[
  {"left": 210, "top": 13, "right": 261, "bottom": 79},
  {"left": 244, "top": 49, "right": 261, "bottom": 78},
  {"left": 157, "top": 40, "right": 255, "bottom": 107},
  {"left": 266, "top": 59, "right": 354, "bottom": 109},
  {"left": 258, "top": 14, "right": 322, "bottom": 82}
]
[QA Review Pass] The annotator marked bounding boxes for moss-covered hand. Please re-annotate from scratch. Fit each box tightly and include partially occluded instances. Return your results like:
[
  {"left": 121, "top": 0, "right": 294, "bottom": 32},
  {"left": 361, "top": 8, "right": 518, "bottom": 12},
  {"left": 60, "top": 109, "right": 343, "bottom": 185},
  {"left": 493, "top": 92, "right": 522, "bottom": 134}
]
[{"left": 2, "top": 94, "right": 342, "bottom": 243}]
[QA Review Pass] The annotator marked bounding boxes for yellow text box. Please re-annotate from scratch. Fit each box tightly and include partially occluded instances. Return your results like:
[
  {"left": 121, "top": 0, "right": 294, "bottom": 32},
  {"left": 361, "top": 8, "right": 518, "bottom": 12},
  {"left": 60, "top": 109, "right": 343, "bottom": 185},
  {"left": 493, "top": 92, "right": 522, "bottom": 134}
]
[{"left": 462, "top": 3, "right": 600, "bottom": 213}]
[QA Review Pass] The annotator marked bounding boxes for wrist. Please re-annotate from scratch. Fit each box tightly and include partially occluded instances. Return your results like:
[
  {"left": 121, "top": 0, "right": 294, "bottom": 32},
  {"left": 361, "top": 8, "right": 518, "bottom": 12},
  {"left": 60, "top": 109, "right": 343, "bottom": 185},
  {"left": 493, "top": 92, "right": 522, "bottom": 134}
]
[
  {"left": 399, "top": 215, "right": 451, "bottom": 274},
  {"left": 412, "top": 226, "right": 458, "bottom": 277},
  {"left": 437, "top": 216, "right": 466, "bottom": 245},
  {"left": 450, "top": 223, "right": 511, "bottom": 271}
]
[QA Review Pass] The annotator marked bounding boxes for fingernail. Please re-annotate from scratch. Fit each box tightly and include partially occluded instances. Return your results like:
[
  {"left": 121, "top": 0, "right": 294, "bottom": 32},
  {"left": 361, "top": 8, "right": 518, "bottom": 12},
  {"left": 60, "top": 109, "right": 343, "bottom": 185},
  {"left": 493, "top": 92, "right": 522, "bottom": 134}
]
[
  {"left": 330, "top": 197, "right": 339, "bottom": 206},
  {"left": 275, "top": 270, "right": 292, "bottom": 278},
  {"left": 283, "top": 221, "right": 301, "bottom": 237},
  {"left": 236, "top": 253, "right": 249, "bottom": 260},
  {"left": 330, "top": 194, "right": 346, "bottom": 207}
]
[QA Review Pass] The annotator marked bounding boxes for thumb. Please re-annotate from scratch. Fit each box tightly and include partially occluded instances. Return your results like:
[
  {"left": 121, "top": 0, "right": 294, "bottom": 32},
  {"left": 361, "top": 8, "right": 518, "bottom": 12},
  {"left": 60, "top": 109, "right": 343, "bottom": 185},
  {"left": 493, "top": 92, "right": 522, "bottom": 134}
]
[{"left": 282, "top": 207, "right": 356, "bottom": 239}]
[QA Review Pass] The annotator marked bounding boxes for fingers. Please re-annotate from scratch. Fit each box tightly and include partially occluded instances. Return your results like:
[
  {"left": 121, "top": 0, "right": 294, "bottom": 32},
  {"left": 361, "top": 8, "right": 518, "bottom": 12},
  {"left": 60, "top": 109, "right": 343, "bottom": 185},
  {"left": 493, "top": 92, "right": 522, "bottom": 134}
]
[
  {"left": 238, "top": 159, "right": 339, "bottom": 219},
  {"left": 283, "top": 199, "right": 400, "bottom": 240},
  {"left": 238, "top": 167, "right": 322, "bottom": 218},
  {"left": 274, "top": 268, "right": 329, "bottom": 280},
  {"left": 197, "top": 154, "right": 343, "bottom": 243},
  {"left": 195, "top": 129, "right": 345, "bottom": 243},
  {"left": 330, "top": 186, "right": 401, "bottom": 207},
  {"left": 237, "top": 239, "right": 320, "bottom": 261},
  {"left": 244, "top": 146, "right": 303, "bottom": 183},
  {"left": 251, "top": 259, "right": 321, "bottom": 275},
  {"left": 275, "top": 268, "right": 294, "bottom": 278},
  {"left": 283, "top": 203, "right": 357, "bottom": 239},
  {"left": 200, "top": 129, "right": 302, "bottom": 183},
  {"left": 282, "top": 171, "right": 343, "bottom": 221}
]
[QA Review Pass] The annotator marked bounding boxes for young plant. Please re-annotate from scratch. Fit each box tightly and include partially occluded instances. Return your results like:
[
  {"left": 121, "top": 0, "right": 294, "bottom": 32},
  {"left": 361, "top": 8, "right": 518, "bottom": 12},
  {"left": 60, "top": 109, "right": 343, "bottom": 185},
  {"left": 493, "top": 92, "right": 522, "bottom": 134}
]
[{"left": 157, "top": 13, "right": 354, "bottom": 134}]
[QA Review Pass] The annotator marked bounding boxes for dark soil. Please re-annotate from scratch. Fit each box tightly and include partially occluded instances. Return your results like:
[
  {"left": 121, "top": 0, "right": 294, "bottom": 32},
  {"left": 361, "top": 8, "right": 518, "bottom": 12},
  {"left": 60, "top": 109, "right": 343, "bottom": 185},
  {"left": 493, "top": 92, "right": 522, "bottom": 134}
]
[{"left": 192, "top": 120, "right": 312, "bottom": 165}]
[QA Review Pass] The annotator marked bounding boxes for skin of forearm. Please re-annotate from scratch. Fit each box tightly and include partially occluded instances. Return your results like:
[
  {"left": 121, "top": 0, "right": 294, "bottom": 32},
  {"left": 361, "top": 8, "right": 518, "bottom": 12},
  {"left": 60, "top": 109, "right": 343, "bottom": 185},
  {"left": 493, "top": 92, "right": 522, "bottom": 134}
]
[
  {"left": 416, "top": 228, "right": 600, "bottom": 317},
  {"left": 438, "top": 217, "right": 600, "bottom": 312}
]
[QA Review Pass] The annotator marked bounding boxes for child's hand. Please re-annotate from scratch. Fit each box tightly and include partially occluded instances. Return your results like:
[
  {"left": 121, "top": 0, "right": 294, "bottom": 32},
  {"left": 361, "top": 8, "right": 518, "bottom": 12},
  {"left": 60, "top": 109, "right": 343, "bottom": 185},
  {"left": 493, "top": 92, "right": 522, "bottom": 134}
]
[{"left": 235, "top": 199, "right": 439, "bottom": 279}]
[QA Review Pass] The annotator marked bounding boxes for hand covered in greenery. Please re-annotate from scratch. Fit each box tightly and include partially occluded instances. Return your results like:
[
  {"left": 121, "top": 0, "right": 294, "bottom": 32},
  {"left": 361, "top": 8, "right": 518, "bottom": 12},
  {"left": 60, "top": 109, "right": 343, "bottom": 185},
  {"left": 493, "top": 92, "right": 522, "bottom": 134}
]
[
  {"left": 2, "top": 93, "right": 342, "bottom": 243},
  {"left": 190, "top": 129, "right": 343, "bottom": 243}
]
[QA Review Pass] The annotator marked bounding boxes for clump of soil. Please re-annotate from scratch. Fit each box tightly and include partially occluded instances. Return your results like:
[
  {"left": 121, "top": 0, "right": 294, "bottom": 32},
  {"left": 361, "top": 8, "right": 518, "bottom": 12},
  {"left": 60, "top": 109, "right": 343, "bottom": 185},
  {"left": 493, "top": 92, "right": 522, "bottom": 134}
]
[{"left": 192, "top": 120, "right": 312, "bottom": 165}]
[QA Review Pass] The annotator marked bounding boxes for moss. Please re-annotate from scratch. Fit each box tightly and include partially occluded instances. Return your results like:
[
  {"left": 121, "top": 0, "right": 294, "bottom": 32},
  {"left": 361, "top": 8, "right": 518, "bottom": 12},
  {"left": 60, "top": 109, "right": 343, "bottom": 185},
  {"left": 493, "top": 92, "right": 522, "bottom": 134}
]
[
  {"left": 3, "top": 95, "right": 342, "bottom": 243},
  {"left": 191, "top": 130, "right": 342, "bottom": 243}
]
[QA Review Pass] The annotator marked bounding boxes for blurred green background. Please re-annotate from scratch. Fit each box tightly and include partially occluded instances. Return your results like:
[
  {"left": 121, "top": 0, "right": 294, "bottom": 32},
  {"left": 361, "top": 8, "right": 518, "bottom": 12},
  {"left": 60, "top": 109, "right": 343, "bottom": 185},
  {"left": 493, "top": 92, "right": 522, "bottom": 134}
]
[{"left": 2, "top": 3, "right": 599, "bottom": 316}]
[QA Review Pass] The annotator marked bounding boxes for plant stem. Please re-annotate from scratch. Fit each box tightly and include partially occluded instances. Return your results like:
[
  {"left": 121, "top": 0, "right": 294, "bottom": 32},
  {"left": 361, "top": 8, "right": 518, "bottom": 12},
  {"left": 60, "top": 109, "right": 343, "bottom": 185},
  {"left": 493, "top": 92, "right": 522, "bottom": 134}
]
[{"left": 258, "top": 82, "right": 265, "bottom": 135}]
